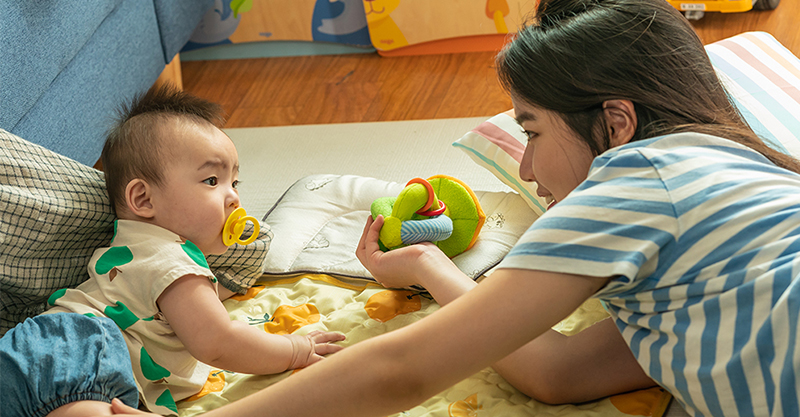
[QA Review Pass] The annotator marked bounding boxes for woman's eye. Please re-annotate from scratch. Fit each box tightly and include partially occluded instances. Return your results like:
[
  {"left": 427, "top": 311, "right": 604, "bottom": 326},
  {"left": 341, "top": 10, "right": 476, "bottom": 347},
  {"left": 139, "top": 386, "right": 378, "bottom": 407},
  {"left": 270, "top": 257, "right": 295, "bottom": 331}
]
[
  {"left": 203, "top": 177, "right": 218, "bottom": 186},
  {"left": 523, "top": 130, "right": 537, "bottom": 142},
  {"left": 518, "top": 127, "right": 537, "bottom": 142}
]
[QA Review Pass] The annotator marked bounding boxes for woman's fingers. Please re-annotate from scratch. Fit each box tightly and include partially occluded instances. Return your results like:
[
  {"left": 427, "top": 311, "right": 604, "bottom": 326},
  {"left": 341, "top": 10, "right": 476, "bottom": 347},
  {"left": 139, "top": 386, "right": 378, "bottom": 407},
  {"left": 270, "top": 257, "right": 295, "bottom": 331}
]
[
  {"left": 356, "top": 215, "right": 385, "bottom": 269},
  {"left": 365, "top": 215, "right": 383, "bottom": 253},
  {"left": 357, "top": 215, "right": 374, "bottom": 253}
]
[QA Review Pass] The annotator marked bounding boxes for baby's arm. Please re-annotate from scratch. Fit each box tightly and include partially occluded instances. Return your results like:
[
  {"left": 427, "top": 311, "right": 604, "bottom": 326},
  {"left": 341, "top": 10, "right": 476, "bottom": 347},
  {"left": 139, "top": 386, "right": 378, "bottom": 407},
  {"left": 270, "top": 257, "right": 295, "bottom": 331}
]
[
  {"left": 217, "top": 285, "right": 237, "bottom": 302},
  {"left": 157, "top": 275, "right": 345, "bottom": 374}
]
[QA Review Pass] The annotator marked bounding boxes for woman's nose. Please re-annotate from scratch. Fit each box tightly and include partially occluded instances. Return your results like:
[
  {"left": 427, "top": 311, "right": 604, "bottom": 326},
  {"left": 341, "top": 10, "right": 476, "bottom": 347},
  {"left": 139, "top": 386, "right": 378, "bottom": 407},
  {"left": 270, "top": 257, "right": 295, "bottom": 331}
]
[{"left": 519, "top": 147, "right": 536, "bottom": 182}]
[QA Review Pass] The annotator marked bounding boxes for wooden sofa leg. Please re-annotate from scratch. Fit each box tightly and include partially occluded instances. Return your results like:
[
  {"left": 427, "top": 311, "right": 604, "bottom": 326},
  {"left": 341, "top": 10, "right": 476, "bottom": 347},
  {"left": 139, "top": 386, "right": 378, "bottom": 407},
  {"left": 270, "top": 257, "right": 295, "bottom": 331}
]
[{"left": 154, "top": 54, "right": 183, "bottom": 90}]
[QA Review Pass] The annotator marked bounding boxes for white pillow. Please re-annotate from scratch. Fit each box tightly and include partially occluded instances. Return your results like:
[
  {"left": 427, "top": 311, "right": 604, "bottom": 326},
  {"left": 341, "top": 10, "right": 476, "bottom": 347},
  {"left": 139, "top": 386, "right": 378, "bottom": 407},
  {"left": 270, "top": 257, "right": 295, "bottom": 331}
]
[
  {"left": 452, "top": 110, "right": 549, "bottom": 216},
  {"left": 261, "top": 174, "right": 539, "bottom": 281}
]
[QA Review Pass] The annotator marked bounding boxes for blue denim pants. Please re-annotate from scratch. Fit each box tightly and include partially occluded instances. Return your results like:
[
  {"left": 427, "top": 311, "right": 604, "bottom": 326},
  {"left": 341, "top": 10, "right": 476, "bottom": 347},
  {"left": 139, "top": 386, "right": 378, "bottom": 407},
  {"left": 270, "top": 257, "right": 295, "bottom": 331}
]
[{"left": 0, "top": 313, "right": 139, "bottom": 417}]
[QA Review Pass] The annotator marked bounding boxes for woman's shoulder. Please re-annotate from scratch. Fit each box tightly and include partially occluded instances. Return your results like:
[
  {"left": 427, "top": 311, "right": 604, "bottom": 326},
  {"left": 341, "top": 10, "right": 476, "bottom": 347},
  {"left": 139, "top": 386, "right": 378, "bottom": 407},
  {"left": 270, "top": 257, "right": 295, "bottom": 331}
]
[{"left": 596, "top": 132, "right": 771, "bottom": 170}]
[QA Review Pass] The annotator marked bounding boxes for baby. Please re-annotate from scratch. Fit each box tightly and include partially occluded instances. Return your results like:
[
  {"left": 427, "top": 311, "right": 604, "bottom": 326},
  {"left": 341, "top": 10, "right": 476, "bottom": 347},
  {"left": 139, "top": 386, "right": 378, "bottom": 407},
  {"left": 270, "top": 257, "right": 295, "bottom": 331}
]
[{"left": 6, "top": 85, "right": 345, "bottom": 416}]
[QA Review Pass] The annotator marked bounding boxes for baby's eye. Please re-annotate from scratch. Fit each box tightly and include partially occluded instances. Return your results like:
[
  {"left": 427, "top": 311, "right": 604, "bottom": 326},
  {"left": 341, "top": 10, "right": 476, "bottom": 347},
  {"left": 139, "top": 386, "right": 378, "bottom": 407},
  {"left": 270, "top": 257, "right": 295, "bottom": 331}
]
[
  {"left": 232, "top": 180, "right": 240, "bottom": 189},
  {"left": 203, "top": 177, "right": 218, "bottom": 186}
]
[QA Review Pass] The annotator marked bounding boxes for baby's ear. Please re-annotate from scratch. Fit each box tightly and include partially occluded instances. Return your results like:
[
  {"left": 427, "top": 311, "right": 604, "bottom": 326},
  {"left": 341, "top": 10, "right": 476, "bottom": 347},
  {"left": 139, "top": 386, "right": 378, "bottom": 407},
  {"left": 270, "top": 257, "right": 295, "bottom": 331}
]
[
  {"left": 125, "top": 179, "right": 154, "bottom": 219},
  {"left": 602, "top": 99, "right": 637, "bottom": 148}
]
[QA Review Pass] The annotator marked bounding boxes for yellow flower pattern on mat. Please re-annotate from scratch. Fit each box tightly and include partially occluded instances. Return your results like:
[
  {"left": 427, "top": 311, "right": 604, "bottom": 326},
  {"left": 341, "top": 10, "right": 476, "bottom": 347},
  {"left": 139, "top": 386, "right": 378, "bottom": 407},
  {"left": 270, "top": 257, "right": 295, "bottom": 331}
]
[
  {"left": 449, "top": 393, "right": 482, "bottom": 417},
  {"left": 264, "top": 304, "right": 320, "bottom": 334},
  {"left": 184, "top": 370, "right": 226, "bottom": 402},
  {"left": 365, "top": 290, "right": 421, "bottom": 322}
]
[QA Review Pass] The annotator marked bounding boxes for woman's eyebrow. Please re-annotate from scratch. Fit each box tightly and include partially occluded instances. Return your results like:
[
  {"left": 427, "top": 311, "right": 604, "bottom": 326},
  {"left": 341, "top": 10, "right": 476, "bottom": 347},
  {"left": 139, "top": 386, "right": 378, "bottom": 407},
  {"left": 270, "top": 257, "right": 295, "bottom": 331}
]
[{"left": 515, "top": 112, "right": 536, "bottom": 126}]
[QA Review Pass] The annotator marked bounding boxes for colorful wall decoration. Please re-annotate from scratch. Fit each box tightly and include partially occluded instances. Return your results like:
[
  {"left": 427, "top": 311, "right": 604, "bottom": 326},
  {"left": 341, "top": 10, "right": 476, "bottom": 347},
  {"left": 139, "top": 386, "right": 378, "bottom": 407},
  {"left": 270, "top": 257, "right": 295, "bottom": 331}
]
[{"left": 182, "top": 0, "right": 538, "bottom": 56}]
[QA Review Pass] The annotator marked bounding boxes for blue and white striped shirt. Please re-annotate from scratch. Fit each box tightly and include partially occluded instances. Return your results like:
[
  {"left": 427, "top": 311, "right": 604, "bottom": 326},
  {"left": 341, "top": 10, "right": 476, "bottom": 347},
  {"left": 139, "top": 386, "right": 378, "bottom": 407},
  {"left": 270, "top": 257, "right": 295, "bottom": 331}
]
[{"left": 498, "top": 132, "right": 800, "bottom": 417}]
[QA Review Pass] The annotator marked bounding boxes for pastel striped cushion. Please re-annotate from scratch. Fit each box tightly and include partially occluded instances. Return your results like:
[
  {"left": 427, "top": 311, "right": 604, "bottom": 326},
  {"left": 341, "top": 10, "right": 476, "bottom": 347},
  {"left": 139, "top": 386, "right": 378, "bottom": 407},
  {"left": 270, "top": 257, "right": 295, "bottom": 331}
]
[
  {"left": 454, "top": 31, "right": 800, "bottom": 213},
  {"left": 707, "top": 32, "right": 800, "bottom": 157},
  {"left": 453, "top": 110, "right": 549, "bottom": 215}
]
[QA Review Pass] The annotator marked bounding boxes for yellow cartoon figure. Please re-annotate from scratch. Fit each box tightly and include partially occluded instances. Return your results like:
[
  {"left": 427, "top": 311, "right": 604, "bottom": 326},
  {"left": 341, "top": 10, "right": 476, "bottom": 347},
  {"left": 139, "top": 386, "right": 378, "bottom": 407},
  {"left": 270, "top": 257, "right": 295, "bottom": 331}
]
[
  {"left": 486, "top": 0, "right": 510, "bottom": 33},
  {"left": 363, "top": 0, "right": 408, "bottom": 50}
]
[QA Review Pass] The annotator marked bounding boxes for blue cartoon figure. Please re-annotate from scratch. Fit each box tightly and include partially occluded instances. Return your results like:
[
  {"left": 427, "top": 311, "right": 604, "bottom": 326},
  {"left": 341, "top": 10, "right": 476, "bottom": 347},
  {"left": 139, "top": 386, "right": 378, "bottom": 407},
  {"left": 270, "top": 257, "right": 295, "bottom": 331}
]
[
  {"left": 312, "top": 0, "right": 372, "bottom": 46},
  {"left": 183, "top": 0, "right": 247, "bottom": 51}
]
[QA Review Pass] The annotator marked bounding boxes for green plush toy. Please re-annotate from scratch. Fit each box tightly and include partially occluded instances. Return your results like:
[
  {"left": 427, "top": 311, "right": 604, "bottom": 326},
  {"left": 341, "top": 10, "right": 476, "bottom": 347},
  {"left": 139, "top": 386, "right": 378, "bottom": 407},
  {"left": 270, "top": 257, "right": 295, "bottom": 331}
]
[{"left": 370, "top": 175, "right": 485, "bottom": 258}]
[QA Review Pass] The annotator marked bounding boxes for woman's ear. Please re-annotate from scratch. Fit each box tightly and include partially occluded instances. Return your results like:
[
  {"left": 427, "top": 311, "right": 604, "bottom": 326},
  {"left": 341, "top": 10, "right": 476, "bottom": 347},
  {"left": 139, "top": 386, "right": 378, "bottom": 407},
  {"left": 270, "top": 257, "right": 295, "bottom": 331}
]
[
  {"left": 602, "top": 99, "right": 637, "bottom": 148},
  {"left": 125, "top": 179, "right": 155, "bottom": 219}
]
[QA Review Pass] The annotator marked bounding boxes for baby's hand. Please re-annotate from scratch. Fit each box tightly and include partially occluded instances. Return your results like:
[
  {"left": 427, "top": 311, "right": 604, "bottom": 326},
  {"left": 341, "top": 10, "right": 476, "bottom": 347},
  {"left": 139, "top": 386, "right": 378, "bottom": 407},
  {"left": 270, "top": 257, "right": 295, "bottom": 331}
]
[{"left": 286, "top": 330, "right": 346, "bottom": 370}]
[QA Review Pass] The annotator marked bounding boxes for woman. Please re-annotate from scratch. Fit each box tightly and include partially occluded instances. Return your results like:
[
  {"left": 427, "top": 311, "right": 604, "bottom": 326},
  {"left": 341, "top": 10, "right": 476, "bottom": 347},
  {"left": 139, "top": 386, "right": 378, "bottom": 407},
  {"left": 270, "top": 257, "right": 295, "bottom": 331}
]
[{"left": 114, "top": 0, "right": 800, "bottom": 415}]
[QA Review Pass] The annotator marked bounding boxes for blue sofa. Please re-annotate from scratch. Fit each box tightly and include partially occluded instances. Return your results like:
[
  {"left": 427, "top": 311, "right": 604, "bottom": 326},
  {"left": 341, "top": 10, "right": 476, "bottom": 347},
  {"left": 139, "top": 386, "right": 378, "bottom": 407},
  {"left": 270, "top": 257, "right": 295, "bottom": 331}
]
[{"left": 0, "top": 0, "right": 213, "bottom": 167}]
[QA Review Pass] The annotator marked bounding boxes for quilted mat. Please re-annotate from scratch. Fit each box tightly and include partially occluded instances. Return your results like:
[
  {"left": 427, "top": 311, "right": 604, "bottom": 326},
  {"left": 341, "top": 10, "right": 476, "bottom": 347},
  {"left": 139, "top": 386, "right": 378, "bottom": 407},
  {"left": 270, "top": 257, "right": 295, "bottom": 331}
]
[{"left": 176, "top": 273, "right": 672, "bottom": 416}]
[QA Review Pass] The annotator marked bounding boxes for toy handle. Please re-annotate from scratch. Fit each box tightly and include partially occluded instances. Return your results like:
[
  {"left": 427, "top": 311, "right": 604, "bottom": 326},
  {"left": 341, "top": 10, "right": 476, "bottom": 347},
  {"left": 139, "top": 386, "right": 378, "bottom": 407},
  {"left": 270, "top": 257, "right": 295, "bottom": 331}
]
[{"left": 223, "top": 207, "right": 260, "bottom": 246}]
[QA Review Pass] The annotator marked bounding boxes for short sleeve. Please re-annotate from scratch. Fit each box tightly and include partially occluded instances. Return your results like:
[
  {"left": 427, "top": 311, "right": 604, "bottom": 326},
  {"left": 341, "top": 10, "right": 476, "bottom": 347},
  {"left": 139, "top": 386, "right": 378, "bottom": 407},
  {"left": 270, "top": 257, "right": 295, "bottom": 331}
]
[{"left": 497, "top": 147, "right": 680, "bottom": 296}]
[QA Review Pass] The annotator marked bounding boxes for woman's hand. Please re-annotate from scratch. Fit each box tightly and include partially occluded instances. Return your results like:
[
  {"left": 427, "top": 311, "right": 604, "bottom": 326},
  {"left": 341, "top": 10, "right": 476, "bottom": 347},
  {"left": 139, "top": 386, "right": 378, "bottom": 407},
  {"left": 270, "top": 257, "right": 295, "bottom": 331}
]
[
  {"left": 355, "top": 215, "right": 450, "bottom": 289},
  {"left": 356, "top": 215, "right": 476, "bottom": 305}
]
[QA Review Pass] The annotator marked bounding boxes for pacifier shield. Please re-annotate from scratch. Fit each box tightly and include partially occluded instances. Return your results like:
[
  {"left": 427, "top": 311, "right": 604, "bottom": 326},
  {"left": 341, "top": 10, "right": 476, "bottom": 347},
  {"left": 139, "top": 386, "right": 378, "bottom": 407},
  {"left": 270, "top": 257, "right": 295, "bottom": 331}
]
[{"left": 223, "top": 207, "right": 260, "bottom": 246}]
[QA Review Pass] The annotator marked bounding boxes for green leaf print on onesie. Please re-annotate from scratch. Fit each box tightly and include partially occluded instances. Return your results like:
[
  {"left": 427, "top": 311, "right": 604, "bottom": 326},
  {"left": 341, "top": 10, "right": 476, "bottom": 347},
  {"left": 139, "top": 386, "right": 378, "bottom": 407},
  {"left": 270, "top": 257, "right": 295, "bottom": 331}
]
[
  {"left": 104, "top": 301, "right": 139, "bottom": 330},
  {"left": 47, "top": 288, "right": 67, "bottom": 306},
  {"left": 95, "top": 246, "right": 133, "bottom": 275},
  {"left": 140, "top": 346, "right": 171, "bottom": 380},
  {"left": 181, "top": 240, "right": 209, "bottom": 269},
  {"left": 155, "top": 388, "right": 178, "bottom": 414}
]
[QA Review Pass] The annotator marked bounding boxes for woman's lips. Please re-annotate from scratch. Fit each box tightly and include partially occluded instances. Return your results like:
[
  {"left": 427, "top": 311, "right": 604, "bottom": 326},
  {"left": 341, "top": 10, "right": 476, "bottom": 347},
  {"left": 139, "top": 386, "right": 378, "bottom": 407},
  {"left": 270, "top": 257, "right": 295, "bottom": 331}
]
[{"left": 545, "top": 195, "right": 556, "bottom": 210}]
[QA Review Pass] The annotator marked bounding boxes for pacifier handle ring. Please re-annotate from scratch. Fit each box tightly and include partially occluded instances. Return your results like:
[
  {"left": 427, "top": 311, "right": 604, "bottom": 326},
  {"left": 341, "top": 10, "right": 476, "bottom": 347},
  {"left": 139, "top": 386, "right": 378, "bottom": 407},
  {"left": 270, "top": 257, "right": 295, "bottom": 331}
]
[
  {"left": 234, "top": 217, "right": 259, "bottom": 245},
  {"left": 223, "top": 207, "right": 260, "bottom": 246},
  {"left": 406, "top": 178, "right": 435, "bottom": 213}
]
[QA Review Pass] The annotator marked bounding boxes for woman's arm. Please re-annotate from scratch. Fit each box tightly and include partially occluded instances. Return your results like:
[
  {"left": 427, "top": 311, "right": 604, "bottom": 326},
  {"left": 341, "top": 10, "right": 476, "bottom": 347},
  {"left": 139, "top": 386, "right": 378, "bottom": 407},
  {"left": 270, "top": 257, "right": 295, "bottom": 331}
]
[
  {"left": 157, "top": 276, "right": 344, "bottom": 374},
  {"left": 185, "top": 217, "right": 611, "bottom": 416},
  {"left": 493, "top": 317, "right": 656, "bottom": 404},
  {"left": 193, "top": 266, "right": 606, "bottom": 417},
  {"left": 357, "top": 215, "right": 654, "bottom": 404},
  {"left": 355, "top": 215, "right": 477, "bottom": 304}
]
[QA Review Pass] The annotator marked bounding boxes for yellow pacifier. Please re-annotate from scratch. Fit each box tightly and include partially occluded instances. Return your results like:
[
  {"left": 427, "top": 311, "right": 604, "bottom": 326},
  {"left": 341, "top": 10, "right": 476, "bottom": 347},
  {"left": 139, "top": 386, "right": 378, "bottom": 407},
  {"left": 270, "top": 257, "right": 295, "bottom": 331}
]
[{"left": 223, "top": 207, "right": 260, "bottom": 246}]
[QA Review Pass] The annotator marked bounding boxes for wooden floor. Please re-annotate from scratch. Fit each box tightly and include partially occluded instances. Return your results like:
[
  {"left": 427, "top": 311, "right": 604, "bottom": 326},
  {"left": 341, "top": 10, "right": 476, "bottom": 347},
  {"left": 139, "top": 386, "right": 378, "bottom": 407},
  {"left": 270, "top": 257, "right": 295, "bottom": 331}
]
[{"left": 182, "top": 1, "right": 799, "bottom": 129}]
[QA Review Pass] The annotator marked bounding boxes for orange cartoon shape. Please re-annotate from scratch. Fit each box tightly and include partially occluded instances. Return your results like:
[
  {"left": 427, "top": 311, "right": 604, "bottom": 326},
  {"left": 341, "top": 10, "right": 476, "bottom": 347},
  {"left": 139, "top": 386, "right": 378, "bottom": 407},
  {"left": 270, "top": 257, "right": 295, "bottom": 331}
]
[
  {"left": 610, "top": 387, "right": 671, "bottom": 416},
  {"left": 364, "top": 290, "right": 421, "bottom": 322},
  {"left": 264, "top": 304, "right": 321, "bottom": 334},
  {"left": 486, "top": 0, "right": 510, "bottom": 33},
  {"left": 449, "top": 393, "right": 483, "bottom": 417},
  {"left": 183, "top": 370, "right": 226, "bottom": 402}
]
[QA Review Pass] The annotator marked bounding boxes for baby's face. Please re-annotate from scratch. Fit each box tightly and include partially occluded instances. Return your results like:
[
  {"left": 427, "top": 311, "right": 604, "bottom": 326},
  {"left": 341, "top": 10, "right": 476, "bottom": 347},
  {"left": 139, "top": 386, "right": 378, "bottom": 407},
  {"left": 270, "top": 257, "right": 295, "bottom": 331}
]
[{"left": 149, "top": 121, "right": 241, "bottom": 256}]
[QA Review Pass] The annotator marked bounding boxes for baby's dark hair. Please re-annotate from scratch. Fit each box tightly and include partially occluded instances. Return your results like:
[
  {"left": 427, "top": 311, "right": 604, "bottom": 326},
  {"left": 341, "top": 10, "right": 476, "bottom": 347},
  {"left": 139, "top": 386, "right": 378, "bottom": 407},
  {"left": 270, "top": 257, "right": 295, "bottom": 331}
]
[{"left": 102, "top": 84, "right": 226, "bottom": 214}]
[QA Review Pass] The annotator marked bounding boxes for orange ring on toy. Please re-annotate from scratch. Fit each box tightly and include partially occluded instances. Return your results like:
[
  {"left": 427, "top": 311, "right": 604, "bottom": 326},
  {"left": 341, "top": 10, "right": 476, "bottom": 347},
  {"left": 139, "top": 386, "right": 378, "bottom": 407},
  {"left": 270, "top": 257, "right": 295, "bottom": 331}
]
[
  {"left": 406, "top": 178, "right": 435, "bottom": 213},
  {"left": 417, "top": 200, "right": 446, "bottom": 217}
]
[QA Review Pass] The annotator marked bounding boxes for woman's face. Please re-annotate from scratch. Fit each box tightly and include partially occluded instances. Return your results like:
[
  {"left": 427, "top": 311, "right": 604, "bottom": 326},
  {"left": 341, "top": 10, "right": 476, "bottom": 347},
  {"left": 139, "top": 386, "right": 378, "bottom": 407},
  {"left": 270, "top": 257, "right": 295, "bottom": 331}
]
[{"left": 512, "top": 97, "right": 596, "bottom": 206}]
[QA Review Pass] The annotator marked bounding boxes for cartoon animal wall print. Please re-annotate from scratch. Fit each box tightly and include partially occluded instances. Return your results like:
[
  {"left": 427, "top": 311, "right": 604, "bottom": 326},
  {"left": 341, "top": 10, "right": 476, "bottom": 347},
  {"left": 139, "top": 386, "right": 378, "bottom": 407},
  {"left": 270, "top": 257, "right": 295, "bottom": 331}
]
[
  {"left": 312, "top": 0, "right": 372, "bottom": 46},
  {"left": 363, "top": 0, "right": 408, "bottom": 49}
]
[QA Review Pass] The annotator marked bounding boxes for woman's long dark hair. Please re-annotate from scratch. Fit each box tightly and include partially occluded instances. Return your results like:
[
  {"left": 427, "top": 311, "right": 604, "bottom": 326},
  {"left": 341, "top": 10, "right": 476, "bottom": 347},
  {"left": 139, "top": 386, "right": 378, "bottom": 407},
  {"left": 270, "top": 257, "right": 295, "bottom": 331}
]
[{"left": 497, "top": 0, "right": 800, "bottom": 173}]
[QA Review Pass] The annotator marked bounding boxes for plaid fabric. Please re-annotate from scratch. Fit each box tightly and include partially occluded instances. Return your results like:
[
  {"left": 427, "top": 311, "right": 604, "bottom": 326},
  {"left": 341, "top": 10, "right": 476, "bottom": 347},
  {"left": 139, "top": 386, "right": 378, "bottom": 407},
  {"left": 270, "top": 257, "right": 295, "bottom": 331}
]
[{"left": 0, "top": 129, "right": 272, "bottom": 336}]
